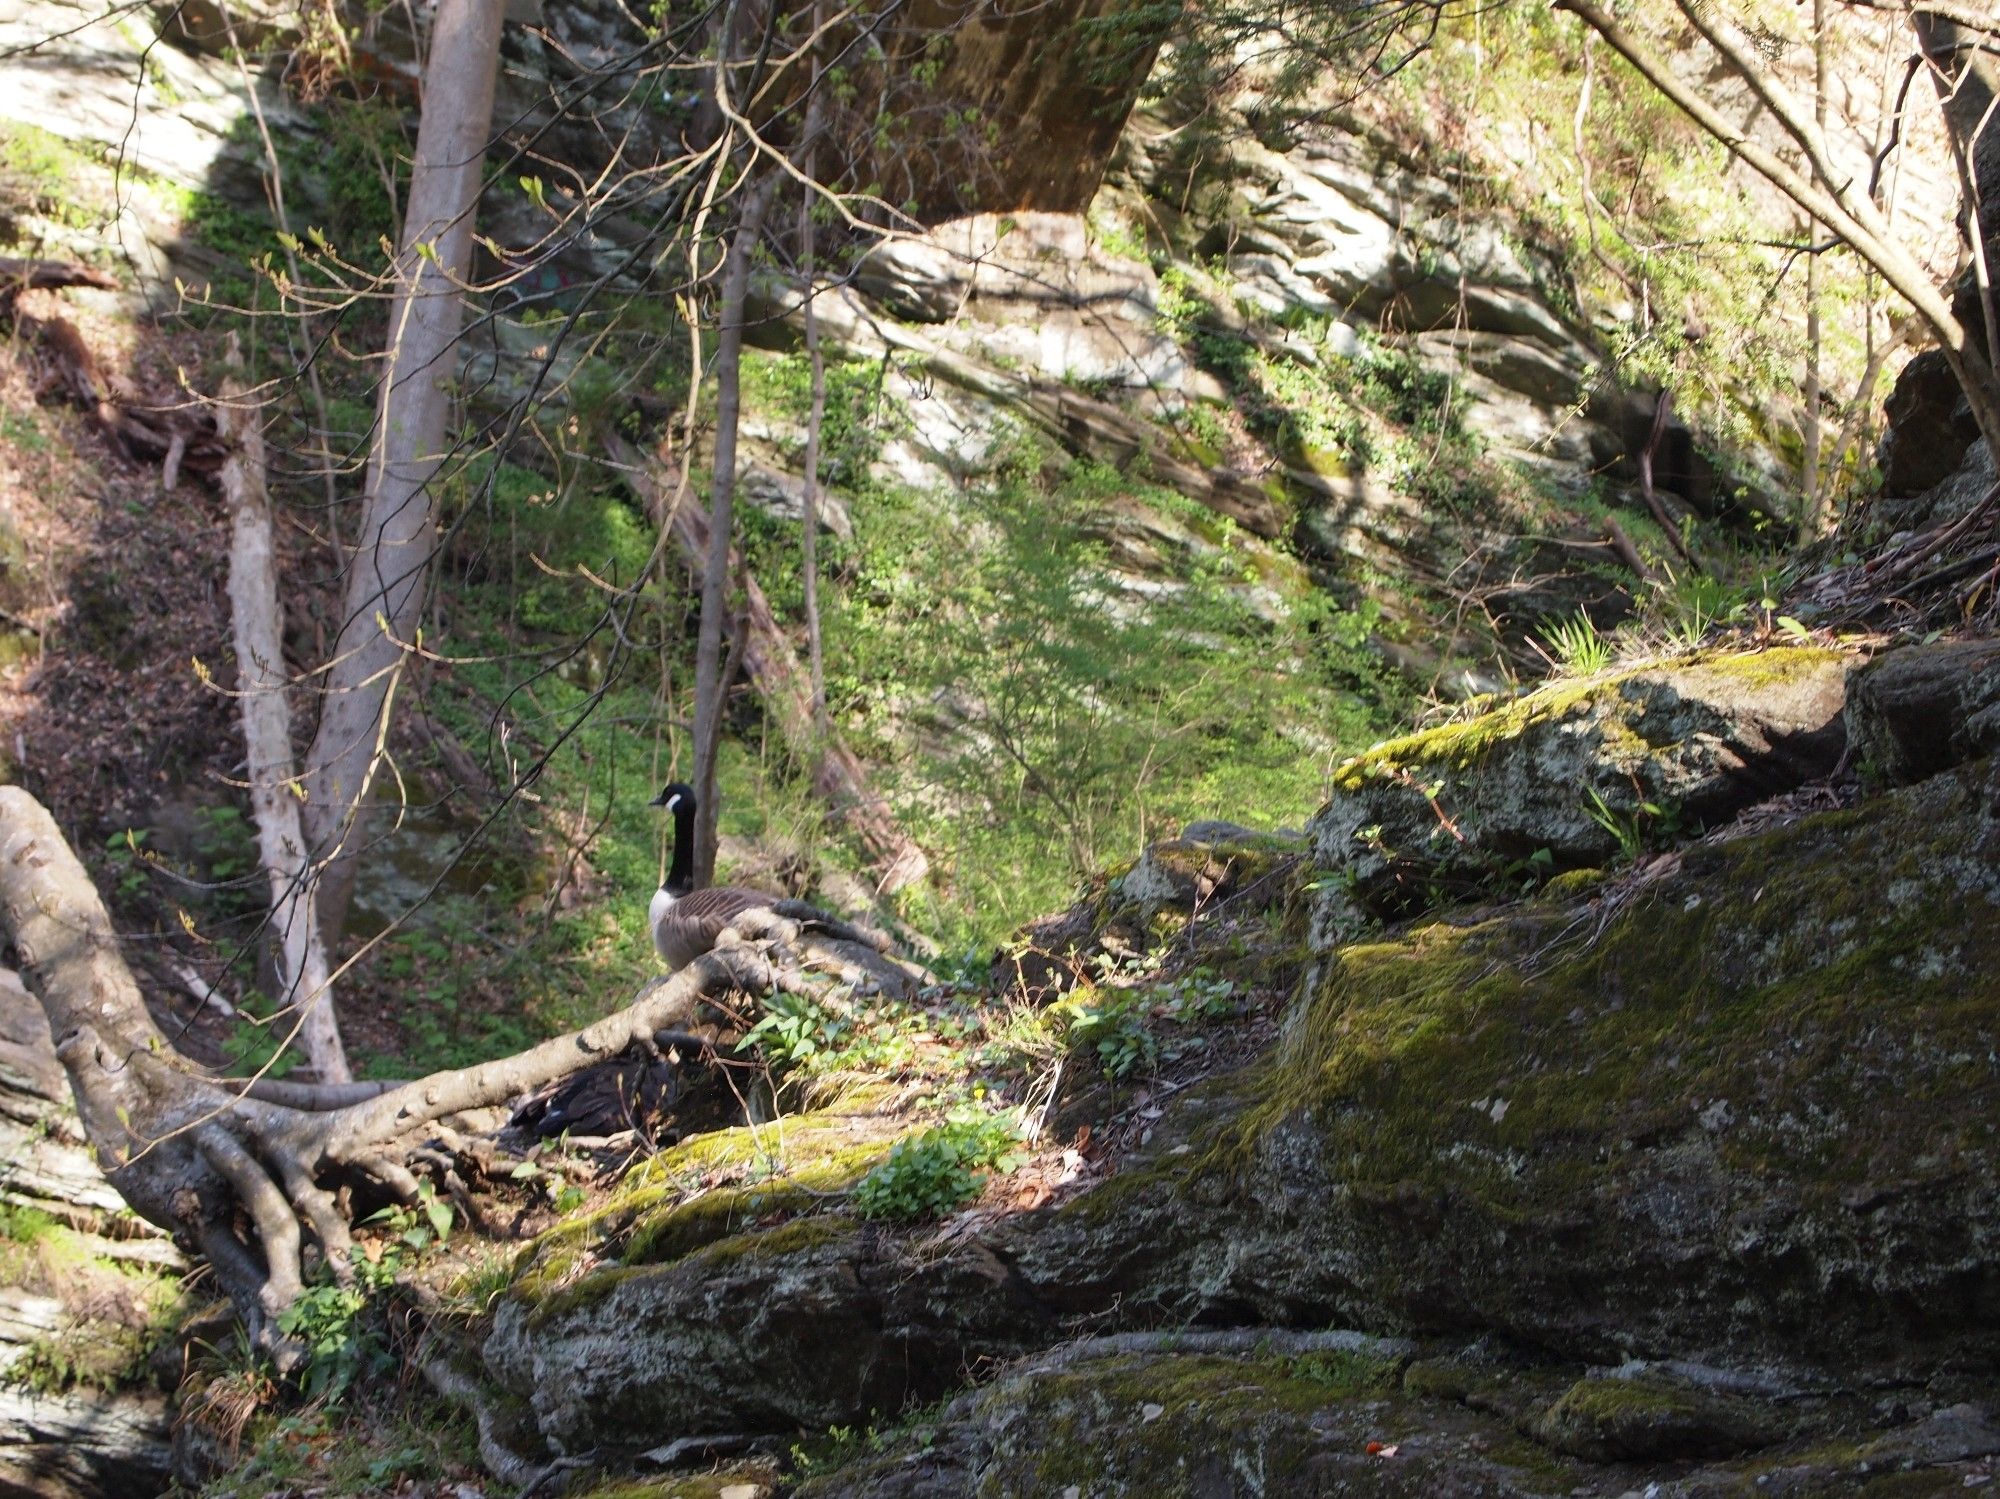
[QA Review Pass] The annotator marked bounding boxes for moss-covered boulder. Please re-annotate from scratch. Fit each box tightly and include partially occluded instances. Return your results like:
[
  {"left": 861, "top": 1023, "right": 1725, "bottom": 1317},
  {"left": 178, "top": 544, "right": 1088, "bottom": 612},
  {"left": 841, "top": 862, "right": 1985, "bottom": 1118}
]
[
  {"left": 1308, "top": 647, "right": 1850, "bottom": 942},
  {"left": 484, "top": 1223, "right": 1048, "bottom": 1454},
  {"left": 795, "top": 1348, "right": 1600, "bottom": 1497},
  {"left": 1009, "top": 753, "right": 2000, "bottom": 1377},
  {"left": 484, "top": 1098, "right": 1051, "bottom": 1454},
  {"left": 1527, "top": 1371, "right": 1777, "bottom": 1462},
  {"left": 793, "top": 1341, "right": 1991, "bottom": 1496}
]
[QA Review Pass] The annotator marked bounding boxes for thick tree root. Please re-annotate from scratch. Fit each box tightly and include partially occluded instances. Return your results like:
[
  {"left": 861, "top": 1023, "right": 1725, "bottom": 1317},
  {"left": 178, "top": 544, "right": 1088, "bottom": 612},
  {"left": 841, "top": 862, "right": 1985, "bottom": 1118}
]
[{"left": 0, "top": 787, "right": 893, "bottom": 1362}]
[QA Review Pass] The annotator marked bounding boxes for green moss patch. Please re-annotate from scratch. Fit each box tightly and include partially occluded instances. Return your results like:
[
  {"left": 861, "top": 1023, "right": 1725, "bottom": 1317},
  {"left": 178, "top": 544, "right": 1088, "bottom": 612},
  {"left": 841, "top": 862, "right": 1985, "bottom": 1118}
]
[{"left": 507, "top": 1107, "right": 910, "bottom": 1305}]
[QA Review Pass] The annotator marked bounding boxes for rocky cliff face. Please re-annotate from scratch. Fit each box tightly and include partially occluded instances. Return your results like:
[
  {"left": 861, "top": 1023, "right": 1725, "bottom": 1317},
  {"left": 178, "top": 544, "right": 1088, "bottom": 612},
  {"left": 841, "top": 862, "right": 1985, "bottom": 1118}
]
[
  {"left": 7, "top": 5, "right": 1998, "bottom": 1495},
  {"left": 0, "top": 0, "right": 1821, "bottom": 696}
]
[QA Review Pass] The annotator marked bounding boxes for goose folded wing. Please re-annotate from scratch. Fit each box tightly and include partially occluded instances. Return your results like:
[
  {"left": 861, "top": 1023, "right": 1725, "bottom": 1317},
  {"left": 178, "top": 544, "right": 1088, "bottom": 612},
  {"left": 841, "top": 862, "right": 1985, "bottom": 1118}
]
[{"left": 655, "top": 885, "right": 779, "bottom": 969}]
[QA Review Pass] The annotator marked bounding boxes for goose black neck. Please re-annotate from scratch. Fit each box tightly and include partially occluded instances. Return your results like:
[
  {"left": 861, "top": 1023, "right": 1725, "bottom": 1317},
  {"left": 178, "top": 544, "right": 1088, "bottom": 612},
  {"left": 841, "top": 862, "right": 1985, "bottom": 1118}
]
[{"left": 665, "top": 797, "right": 696, "bottom": 896}]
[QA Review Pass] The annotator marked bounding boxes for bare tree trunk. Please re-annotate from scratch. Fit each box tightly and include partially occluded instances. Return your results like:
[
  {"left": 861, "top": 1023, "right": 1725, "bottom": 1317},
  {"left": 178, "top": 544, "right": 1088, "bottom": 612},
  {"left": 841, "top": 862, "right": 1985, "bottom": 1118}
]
[
  {"left": 800, "top": 0, "right": 831, "bottom": 732},
  {"left": 218, "top": 354, "right": 351, "bottom": 1083},
  {"left": 801, "top": 184, "right": 829, "bottom": 734},
  {"left": 691, "top": 172, "right": 779, "bottom": 888},
  {"left": 617, "top": 436, "right": 930, "bottom": 893},
  {"left": 301, "top": 0, "right": 505, "bottom": 944}
]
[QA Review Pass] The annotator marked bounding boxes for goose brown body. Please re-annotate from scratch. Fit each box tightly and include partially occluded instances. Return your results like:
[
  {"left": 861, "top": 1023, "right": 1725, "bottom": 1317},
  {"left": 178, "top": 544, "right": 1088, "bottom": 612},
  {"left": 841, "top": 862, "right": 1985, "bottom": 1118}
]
[{"left": 647, "top": 783, "right": 776, "bottom": 970}]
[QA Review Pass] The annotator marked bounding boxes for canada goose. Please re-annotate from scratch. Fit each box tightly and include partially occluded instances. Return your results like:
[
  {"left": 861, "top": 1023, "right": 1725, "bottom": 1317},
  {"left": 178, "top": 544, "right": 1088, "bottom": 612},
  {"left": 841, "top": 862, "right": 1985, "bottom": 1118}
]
[{"left": 647, "top": 782, "right": 776, "bottom": 970}]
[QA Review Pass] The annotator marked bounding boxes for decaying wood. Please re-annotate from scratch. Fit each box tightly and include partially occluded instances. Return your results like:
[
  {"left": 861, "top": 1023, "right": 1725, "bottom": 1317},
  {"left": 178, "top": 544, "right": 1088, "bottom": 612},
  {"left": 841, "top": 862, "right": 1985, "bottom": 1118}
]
[
  {"left": 1800, "top": 476, "right": 2000, "bottom": 622},
  {"left": 610, "top": 432, "right": 931, "bottom": 894},
  {"left": 0, "top": 785, "right": 906, "bottom": 1361},
  {"left": 7, "top": 302, "right": 226, "bottom": 477},
  {"left": 217, "top": 350, "right": 351, "bottom": 1083},
  {"left": 1637, "top": 388, "right": 1693, "bottom": 563},
  {"left": 1603, "top": 514, "right": 1657, "bottom": 582}
]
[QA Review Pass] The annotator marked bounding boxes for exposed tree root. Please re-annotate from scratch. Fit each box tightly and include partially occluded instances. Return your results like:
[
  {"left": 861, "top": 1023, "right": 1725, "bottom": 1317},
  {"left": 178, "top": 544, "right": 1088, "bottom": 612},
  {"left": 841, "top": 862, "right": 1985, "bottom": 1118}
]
[
  {"left": 420, "top": 1355, "right": 545, "bottom": 1488},
  {"left": 0, "top": 785, "right": 913, "bottom": 1365}
]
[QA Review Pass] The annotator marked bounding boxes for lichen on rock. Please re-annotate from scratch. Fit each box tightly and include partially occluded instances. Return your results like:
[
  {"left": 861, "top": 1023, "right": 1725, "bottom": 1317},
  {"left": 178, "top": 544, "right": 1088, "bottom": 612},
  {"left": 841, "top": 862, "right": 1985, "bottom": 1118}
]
[{"left": 1306, "top": 646, "right": 1851, "bottom": 943}]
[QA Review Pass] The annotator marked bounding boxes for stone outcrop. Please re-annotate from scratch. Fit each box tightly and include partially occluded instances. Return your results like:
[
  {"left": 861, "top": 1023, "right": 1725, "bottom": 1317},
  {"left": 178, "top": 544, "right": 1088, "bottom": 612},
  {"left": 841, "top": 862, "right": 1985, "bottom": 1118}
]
[
  {"left": 1846, "top": 635, "right": 2000, "bottom": 785},
  {"left": 484, "top": 657, "right": 2000, "bottom": 1479},
  {"left": 1305, "top": 646, "right": 1850, "bottom": 942},
  {"left": 793, "top": 1348, "right": 1999, "bottom": 1496}
]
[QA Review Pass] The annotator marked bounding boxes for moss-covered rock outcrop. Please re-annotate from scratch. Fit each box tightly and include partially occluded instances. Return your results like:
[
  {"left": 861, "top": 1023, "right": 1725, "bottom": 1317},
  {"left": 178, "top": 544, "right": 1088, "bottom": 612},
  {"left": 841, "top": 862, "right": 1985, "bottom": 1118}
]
[
  {"left": 485, "top": 1223, "right": 1048, "bottom": 1454},
  {"left": 1307, "top": 647, "right": 1850, "bottom": 942},
  {"left": 794, "top": 1341, "right": 1996, "bottom": 1496},
  {"left": 1012, "top": 752, "right": 2000, "bottom": 1375},
  {"left": 485, "top": 748, "right": 2000, "bottom": 1466}
]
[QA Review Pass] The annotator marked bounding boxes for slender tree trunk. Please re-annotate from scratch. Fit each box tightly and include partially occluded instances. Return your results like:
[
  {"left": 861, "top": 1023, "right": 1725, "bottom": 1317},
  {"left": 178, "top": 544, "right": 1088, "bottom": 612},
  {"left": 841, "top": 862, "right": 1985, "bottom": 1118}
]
[
  {"left": 617, "top": 436, "right": 929, "bottom": 893},
  {"left": 802, "top": 229, "right": 828, "bottom": 731},
  {"left": 799, "top": 30, "right": 830, "bottom": 732},
  {"left": 691, "top": 173, "right": 779, "bottom": 888},
  {"left": 218, "top": 354, "right": 351, "bottom": 1083},
  {"left": 1799, "top": 0, "right": 1827, "bottom": 541},
  {"left": 301, "top": 0, "right": 504, "bottom": 943}
]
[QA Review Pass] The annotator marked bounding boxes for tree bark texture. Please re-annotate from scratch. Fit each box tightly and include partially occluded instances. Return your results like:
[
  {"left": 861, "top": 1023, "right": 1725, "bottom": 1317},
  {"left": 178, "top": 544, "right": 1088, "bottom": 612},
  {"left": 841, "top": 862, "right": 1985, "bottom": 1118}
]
[
  {"left": 800, "top": 2, "right": 832, "bottom": 732},
  {"left": 801, "top": 189, "right": 829, "bottom": 733},
  {"left": 302, "top": 0, "right": 505, "bottom": 944},
  {"left": 219, "top": 365, "right": 350, "bottom": 1084}
]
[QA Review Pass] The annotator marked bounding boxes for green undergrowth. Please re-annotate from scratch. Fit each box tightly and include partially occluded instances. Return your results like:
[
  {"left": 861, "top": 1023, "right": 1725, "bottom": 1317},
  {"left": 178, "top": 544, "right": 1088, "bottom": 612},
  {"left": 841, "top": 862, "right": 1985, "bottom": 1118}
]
[
  {"left": 851, "top": 1110, "right": 1023, "bottom": 1221},
  {"left": 819, "top": 434, "right": 1387, "bottom": 944},
  {"left": 0, "top": 1206, "right": 185, "bottom": 1396},
  {"left": 183, "top": 1369, "right": 481, "bottom": 1499},
  {"left": 0, "top": 122, "right": 113, "bottom": 244}
]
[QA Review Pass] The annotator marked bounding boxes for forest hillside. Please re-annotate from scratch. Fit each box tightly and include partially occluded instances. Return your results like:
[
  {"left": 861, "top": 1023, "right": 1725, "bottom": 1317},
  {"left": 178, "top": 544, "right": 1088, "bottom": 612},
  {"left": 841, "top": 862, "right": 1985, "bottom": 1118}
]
[{"left": 0, "top": 0, "right": 1996, "bottom": 1495}]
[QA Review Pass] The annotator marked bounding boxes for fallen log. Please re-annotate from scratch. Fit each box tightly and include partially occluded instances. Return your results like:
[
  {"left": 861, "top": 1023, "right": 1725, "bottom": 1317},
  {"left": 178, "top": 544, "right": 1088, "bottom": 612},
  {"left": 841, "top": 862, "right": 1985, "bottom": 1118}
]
[
  {"left": 216, "top": 342, "right": 350, "bottom": 1083},
  {"left": 5, "top": 299, "right": 226, "bottom": 479},
  {"left": 0, "top": 256, "right": 119, "bottom": 305}
]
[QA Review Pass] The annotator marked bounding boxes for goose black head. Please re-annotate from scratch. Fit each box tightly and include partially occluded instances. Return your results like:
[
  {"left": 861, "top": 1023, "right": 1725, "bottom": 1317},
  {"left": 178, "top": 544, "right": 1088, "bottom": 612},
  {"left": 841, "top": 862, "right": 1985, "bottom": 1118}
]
[{"left": 648, "top": 781, "right": 696, "bottom": 814}]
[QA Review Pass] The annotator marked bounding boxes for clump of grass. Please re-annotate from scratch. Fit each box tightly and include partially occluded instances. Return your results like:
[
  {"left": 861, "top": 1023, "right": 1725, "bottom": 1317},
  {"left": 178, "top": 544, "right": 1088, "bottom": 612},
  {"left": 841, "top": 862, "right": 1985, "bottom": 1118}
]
[{"left": 1533, "top": 611, "right": 1613, "bottom": 677}]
